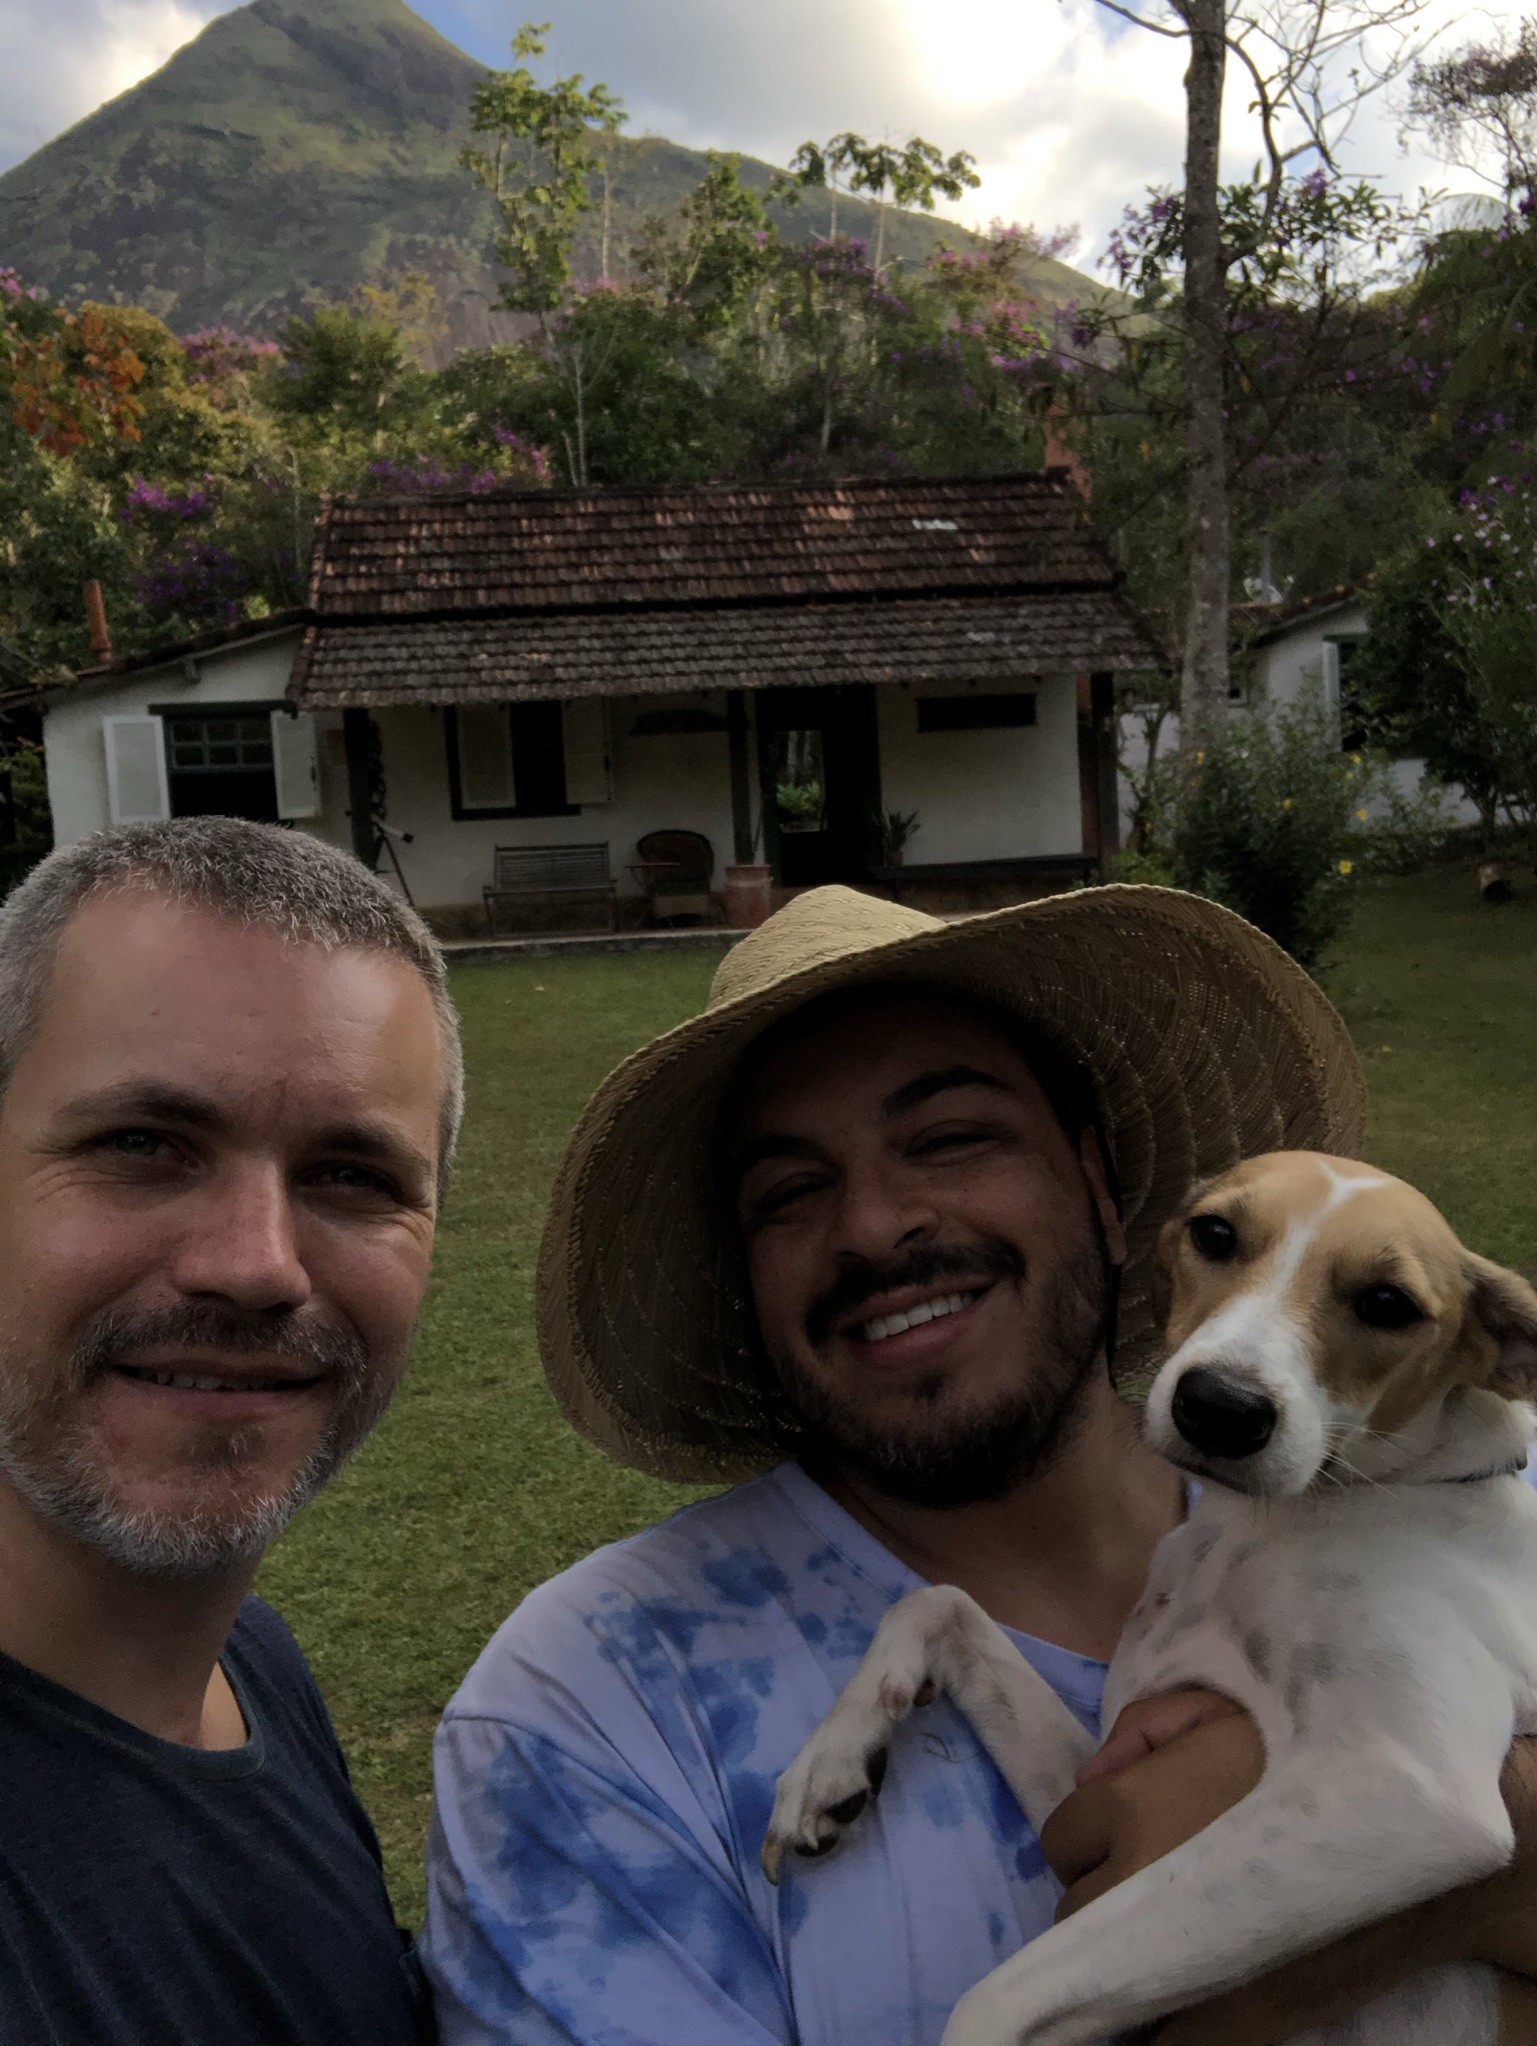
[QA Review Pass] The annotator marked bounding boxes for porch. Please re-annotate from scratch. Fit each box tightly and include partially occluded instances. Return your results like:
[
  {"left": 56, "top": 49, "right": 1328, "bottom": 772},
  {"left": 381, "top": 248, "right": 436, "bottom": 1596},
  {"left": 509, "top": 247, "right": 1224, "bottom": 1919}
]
[{"left": 289, "top": 474, "right": 1164, "bottom": 934}]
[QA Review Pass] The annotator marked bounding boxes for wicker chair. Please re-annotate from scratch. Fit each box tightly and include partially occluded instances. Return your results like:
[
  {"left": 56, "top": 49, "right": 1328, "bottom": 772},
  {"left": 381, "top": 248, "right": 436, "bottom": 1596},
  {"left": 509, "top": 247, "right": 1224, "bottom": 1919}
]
[{"left": 629, "top": 830, "right": 716, "bottom": 926}]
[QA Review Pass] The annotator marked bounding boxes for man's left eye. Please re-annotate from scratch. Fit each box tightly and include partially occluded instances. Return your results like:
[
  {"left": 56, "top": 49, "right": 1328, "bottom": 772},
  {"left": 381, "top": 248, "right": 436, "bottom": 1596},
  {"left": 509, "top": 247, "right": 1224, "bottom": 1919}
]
[{"left": 913, "top": 1126, "right": 991, "bottom": 1157}]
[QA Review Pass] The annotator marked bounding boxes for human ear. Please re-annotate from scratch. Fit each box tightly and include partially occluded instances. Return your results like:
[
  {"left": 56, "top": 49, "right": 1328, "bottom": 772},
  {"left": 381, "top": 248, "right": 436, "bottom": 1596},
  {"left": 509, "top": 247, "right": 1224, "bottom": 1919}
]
[
  {"left": 1078, "top": 1128, "right": 1127, "bottom": 1267},
  {"left": 1464, "top": 1252, "right": 1537, "bottom": 1394}
]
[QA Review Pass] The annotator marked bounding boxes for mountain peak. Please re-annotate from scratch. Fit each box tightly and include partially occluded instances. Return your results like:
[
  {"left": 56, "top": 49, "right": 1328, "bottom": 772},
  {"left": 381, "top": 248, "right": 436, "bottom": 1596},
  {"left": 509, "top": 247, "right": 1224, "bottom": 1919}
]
[{"left": 0, "top": 0, "right": 1074, "bottom": 352}]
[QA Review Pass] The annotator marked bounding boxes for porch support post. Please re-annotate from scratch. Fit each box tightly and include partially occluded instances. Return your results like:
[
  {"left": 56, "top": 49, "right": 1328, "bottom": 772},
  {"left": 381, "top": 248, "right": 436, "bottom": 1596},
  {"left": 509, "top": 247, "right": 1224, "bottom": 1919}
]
[
  {"left": 1090, "top": 671, "right": 1120, "bottom": 880},
  {"left": 342, "top": 707, "right": 380, "bottom": 867},
  {"left": 726, "top": 690, "right": 755, "bottom": 864}
]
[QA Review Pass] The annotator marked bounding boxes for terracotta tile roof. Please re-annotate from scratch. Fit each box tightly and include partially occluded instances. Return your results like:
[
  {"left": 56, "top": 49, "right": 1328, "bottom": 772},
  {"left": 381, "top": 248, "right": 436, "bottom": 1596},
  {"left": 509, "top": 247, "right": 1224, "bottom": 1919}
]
[
  {"left": 293, "top": 591, "right": 1162, "bottom": 709},
  {"left": 290, "top": 474, "right": 1165, "bottom": 705},
  {"left": 306, "top": 474, "right": 1120, "bottom": 617}
]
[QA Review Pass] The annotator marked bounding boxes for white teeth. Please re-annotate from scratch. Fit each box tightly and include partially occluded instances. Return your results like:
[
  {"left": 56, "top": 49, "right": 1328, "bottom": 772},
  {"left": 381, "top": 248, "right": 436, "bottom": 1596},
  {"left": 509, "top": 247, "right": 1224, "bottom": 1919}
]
[
  {"left": 129, "top": 1369, "right": 290, "bottom": 1393},
  {"left": 858, "top": 1291, "right": 978, "bottom": 1344}
]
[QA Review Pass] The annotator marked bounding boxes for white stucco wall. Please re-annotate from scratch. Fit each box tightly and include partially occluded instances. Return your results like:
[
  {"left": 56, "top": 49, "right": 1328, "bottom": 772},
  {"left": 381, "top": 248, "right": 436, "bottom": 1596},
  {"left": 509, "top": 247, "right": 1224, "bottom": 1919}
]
[
  {"left": 42, "top": 630, "right": 359, "bottom": 854},
  {"left": 1248, "top": 602, "right": 1368, "bottom": 714},
  {"left": 45, "top": 652, "right": 1086, "bottom": 909},
  {"left": 372, "top": 693, "right": 750, "bottom": 911},
  {"left": 876, "top": 674, "right": 1083, "bottom": 865}
]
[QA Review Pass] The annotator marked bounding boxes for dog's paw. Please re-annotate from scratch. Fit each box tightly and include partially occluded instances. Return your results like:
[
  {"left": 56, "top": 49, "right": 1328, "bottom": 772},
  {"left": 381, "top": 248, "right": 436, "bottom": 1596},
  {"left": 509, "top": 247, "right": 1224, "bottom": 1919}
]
[{"left": 760, "top": 1635, "right": 937, "bottom": 1884}]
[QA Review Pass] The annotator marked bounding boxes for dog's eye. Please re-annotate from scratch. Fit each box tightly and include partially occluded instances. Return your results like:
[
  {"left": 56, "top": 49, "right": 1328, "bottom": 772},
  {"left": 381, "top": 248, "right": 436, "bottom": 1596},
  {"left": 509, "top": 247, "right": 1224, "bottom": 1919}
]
[
  {"left": 1189, "top": 1213, "right": 1239, "bottom": 1261},
  {"left": 1353, "top": 1284, "right": 1427, "bottom": 1331}
]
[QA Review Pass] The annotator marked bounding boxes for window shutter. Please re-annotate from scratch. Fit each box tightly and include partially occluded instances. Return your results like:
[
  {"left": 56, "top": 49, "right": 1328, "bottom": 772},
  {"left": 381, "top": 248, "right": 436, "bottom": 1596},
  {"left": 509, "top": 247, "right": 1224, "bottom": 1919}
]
[
  {"left": 457, "top": 706, "right": 516, "bottom": 809},
  {"left": 271, "top": 711, "right": 321, "bottom": 819},
  {"left": 562, "top": 697, "right": 611, "bottom": 807},
  {"left": 103, "top": 716, "right": 170, "bottom": 825}
]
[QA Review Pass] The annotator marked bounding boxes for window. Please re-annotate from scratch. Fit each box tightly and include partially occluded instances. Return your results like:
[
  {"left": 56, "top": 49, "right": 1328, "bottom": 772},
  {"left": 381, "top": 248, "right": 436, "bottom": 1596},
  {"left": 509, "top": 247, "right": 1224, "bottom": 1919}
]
[
  {"left": 153, "top": 706, "right": 286, "bottom": 824},
  {"left": 1330, "top": 637, "right": 1369, "bottom": 753},
  {"left": 167, "top": 714, "right": 274, "bottom": 774},
  {"left": 446, "top": 704, "right": 577, "bottom": 819},
  {"left": 916, "top": 693, "right": 1036, "bottom": 733}
]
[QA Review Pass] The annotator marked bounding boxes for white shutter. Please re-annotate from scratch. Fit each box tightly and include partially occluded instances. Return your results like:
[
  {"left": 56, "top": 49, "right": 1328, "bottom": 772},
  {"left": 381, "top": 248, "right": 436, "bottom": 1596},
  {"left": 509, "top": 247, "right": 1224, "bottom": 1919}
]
[
  {"left": 271, "top": 711, "right": 320, "bottom": 819},
  {"left": 563, "top": 697, "right": 611, "bottom": 806},
  {"left": 457, "top": 705, "right": 515, "bottom": 809},
  {"left": 103, "top": 715, "right": 169, "bottom": 825}
]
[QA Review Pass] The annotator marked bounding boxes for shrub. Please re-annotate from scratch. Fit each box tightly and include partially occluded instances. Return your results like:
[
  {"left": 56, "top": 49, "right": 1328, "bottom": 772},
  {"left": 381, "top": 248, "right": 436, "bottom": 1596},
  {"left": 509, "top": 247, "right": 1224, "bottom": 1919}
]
[
  {"left": 1355, "top": 774, "right": 1460, "bottom": 876},
  {"left": 1171, "top": 691, "right": 1374, "bottom": 966}
]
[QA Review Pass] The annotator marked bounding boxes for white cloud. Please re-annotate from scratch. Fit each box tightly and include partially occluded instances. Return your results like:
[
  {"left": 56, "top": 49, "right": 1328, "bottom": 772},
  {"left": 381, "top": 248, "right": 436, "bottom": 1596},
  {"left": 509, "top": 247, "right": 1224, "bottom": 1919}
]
[{"left": 0, "top": 0, "right": 215, "bottom": 168}]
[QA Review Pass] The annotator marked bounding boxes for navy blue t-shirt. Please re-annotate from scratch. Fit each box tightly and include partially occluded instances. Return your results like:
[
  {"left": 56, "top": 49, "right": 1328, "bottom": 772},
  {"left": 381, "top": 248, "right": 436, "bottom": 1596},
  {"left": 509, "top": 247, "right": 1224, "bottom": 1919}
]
[{"left": 0, "top": 1595, "right": 431, "bottom": 2046}]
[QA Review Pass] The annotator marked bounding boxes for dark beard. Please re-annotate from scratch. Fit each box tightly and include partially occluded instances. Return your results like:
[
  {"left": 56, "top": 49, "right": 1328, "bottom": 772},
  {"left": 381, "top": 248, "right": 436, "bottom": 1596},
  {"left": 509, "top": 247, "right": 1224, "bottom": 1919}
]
[{"left": 779, "top": 1232, "right": 1110, "bottom": 1511}]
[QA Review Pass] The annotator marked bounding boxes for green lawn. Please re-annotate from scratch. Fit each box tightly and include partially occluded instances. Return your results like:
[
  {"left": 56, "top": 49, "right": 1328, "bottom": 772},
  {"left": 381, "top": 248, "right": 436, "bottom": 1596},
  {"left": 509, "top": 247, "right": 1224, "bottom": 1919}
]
[{"left": 256, "top": 868, "right": 1537, "bottom": 1925}]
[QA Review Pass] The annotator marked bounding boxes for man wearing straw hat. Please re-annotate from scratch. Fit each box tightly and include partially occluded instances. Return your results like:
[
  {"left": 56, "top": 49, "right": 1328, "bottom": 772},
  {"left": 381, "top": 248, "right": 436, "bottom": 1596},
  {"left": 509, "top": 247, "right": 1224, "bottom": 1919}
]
[{"left": 423, "top": 884, "right": 1537, "bottom": 2045}]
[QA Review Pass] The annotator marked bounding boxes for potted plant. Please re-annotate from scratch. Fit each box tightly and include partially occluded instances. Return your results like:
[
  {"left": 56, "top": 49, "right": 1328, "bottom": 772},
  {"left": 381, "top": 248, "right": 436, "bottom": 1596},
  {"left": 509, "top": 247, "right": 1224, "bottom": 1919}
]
[{"left": 724, "top": 810, "right": 772, "bottom": 929}]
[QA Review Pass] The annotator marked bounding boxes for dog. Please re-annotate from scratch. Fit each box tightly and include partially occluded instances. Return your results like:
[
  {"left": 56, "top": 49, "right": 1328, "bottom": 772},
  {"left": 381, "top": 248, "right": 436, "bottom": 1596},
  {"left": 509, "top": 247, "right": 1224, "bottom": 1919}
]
[{"left": 761, "top": 1151, "right": 1537, "bottom": 2046}]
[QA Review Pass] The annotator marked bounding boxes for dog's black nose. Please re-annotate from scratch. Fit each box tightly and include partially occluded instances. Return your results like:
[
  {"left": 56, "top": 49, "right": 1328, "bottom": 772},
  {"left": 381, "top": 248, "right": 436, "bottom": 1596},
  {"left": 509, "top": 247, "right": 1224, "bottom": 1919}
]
[{"left": 1171, "top": 1368, "right": 1277, "bottom": 1460}]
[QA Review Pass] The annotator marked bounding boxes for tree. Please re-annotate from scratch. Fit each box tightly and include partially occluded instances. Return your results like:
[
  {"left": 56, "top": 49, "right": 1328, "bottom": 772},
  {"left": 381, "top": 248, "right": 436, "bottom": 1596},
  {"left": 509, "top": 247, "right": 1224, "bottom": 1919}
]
[
  {"left": 460, "top": 20, "right": 626, "bottom": 316},
  {"left": 1407, "top": 22, "right": 1537, "bottom": 206},
  {"left": 786, "top": 134, "right": 982, "bottom": 270},
  {"left": 1084, "top": 0, "right": 1429, "bottom": 772},
  {"left": 1354, "top": 488, "right": 1537, "bottom": 841}
]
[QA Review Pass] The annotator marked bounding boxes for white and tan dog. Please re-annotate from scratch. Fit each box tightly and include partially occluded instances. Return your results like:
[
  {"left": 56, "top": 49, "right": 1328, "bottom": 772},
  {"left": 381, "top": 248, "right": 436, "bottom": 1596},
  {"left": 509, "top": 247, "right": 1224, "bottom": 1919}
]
[{"left": 762, "top": 1152, "right": 1537, "bottom": 2046}]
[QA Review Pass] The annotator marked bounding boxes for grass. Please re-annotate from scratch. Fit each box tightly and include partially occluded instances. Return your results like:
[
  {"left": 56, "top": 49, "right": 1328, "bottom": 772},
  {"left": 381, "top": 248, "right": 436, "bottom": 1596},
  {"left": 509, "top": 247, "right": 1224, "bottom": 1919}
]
[{"left": 256, "top": 868, "right": 1537, "bottom": 1926}]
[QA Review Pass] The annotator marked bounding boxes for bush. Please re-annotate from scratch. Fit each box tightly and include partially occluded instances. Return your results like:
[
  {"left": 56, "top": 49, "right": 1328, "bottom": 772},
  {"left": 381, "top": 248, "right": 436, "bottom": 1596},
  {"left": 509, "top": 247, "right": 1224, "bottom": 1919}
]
[
  {"left": 0, "top": 739, "right": 53, "bottom": 889},
  {"left": 1355, "top": 774, "right": 1460, "bottom": 876},
  {"left": 1171, "top": 692, "right": 1373, "bottom": 966}
]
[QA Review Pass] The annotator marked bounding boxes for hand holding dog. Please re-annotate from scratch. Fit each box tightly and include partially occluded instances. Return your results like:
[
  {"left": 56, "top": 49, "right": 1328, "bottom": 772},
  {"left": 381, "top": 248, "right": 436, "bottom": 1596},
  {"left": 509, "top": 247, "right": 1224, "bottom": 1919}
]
[{"left": 1044, "top": 1693, "right": 1537, "bottom": 2045}]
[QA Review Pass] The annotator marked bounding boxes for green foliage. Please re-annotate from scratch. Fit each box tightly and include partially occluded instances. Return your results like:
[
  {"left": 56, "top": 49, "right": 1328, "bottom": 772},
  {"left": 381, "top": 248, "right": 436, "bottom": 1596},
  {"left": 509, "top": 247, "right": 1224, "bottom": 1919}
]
[
  {"left": 1354, "top": 490, "right": 1537, "bottom": 838},
  {"left": 785, "top": 133, "right": 982, "bottom": 270},
  {"left": 461, "top": 20, "right": 627, "bottom": 314},
  {"left": 265, "top": 307, "right": 425, "bottom": 441},
  {"left": 0, "top": 739, "right": 54, "bottom": 886},
  {"left": 1171, "top": 691, "right": 1374, "bottom": 966}
]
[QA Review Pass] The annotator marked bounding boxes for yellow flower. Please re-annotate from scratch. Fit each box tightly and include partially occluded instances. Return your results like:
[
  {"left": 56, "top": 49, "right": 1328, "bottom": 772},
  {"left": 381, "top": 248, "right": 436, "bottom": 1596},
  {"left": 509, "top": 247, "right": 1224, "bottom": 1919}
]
[
  {"left": 1282, "top": 796, "right": 1294, "bottom": 809},
  {"left": 1350, "top": 752, "right": 1362, "bottom": 765},
  {"left": 1355, "top": 807, "right": 1369, "bottom": 821},
  {"left": 1338, "top": 859, "right": 1354, "bottom": 875},
  {"left": 1195, "top": 750, "right": 1206, "bottom": 765}
]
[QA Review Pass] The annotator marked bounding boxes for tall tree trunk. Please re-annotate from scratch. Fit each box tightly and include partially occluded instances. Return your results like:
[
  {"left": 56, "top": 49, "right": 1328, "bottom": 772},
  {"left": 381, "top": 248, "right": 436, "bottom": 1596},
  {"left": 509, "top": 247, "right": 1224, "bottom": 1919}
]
[{"left": 1179, "top": 0, "right": 1231, "bottom": 776}]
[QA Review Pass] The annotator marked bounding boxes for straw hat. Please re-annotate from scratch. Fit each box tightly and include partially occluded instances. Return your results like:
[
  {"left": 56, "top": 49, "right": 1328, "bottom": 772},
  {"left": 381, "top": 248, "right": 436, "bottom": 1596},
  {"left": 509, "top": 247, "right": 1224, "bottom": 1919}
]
[{"left": 537, "top": 884, "right": 1366, "bottom": 1482}]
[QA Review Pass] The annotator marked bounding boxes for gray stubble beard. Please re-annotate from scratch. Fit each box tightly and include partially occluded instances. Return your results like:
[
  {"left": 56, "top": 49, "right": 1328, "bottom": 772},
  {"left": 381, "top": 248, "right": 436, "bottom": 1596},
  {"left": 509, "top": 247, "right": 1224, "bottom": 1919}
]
[{"left": 0, "top": 1304, "right": 393, "bottom": 1580}]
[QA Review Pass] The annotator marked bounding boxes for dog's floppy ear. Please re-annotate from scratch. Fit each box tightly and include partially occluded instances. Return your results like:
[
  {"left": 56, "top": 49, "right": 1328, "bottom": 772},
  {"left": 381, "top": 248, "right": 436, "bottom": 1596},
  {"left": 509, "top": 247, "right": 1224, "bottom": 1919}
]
[{"left": 1464, "top": 1253, "right": 1537, "bottom": 1393}]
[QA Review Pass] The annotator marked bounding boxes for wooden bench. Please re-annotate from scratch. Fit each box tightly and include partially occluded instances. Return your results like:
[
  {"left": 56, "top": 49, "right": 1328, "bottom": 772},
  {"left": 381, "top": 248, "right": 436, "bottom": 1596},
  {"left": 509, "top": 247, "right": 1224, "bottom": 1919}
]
[{"left": 483, "top": 843, "right": 617, "bottom": 935}]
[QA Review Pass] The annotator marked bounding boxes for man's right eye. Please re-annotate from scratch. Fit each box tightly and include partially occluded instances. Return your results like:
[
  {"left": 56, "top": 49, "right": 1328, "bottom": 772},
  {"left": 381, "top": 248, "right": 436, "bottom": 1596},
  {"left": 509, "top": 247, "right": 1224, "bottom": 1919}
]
[
  {"left": 94, "top": 1129, "right": 175, "bottom": 1162},
  {"left": 747, "top": 1175, "right": 828, "bottom": 1221}
]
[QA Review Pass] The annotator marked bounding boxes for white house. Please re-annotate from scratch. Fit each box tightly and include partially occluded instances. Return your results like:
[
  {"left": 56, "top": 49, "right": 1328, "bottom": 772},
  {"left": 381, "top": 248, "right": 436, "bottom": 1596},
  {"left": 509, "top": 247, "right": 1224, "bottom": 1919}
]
[{"left": 39, "top": 475, "right": 1164, "bottom": 933}]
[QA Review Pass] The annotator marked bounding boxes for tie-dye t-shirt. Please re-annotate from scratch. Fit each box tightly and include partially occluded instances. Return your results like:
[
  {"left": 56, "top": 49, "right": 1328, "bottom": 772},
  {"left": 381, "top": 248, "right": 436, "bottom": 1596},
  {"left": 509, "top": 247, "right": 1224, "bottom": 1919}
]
[{"left": 422, "top": 1459, "right": 1106, "bottom": 2046}]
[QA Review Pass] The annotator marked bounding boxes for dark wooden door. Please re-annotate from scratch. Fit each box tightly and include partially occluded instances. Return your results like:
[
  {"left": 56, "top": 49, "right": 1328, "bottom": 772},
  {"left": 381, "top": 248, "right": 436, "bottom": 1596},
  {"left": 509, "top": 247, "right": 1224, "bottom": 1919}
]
[{"left": 757, "top": 686, "right": 882, "bottom": 886}]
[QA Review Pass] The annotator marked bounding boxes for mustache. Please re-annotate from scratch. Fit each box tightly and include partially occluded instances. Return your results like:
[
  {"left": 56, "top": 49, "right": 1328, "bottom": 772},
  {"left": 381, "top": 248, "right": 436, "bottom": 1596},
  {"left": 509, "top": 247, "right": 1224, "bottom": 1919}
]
[
  {"left": 806, "top": 1240, "right": 1027, "bottom": 1347},
  {"left": 70, "top": 1303, "right": 369, "bottom": 1388}
]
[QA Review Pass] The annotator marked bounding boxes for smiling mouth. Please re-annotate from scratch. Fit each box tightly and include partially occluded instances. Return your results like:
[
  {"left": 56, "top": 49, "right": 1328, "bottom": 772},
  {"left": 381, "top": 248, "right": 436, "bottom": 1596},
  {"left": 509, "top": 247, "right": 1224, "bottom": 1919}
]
[
  {"left": 854, "top": 1288, "right": 987, "bottom": 1345},
  {"left": 115, "top": 1365, "right": 322, "bottom": 1394}
]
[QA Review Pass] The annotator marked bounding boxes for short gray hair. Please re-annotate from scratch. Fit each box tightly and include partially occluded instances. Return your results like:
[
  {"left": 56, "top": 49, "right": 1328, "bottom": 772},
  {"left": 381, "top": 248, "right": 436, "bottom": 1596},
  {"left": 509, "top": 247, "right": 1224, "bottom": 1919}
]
[{"left": 0, "top": 818, "right": 464, "bottom": 1198}]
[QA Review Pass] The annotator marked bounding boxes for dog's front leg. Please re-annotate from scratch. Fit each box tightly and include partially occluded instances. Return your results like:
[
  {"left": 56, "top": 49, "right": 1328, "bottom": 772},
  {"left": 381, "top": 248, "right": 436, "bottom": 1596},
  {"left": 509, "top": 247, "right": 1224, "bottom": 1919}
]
[
  {"left": 763, "top": 1585, "right": 1096, "bottom": 1881},
  {"left": 940, "top": 1744, "right": 1514, "bottom": 2046}
]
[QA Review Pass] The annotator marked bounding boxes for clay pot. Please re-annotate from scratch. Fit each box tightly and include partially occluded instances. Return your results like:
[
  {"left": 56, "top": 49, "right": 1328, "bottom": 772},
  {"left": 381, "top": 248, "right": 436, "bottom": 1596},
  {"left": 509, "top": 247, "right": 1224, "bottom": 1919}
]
[{"left": 724, "top": 863, "right": 773, "bottom": 929}]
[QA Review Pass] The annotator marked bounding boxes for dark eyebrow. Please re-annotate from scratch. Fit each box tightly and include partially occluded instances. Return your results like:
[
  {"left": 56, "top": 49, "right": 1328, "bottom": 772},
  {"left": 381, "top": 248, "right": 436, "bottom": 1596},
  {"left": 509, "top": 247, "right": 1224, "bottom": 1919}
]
[
  {"left": 882, "top": 1066, "right": 1013, "bottom": 1118},
  {"left": 57, "top": 1081, "right": 227, "bottom": 1134},
  {"left": 311, "top": 1117, "right": 436, "bottom": 1189}
]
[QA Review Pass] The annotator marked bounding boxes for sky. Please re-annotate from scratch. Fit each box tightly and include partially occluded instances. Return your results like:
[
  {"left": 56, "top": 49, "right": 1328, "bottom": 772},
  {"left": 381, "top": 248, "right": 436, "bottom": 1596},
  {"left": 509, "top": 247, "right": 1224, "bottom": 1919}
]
[{"left": 0, "top": 0, "right": 1520, "bottom": 268}]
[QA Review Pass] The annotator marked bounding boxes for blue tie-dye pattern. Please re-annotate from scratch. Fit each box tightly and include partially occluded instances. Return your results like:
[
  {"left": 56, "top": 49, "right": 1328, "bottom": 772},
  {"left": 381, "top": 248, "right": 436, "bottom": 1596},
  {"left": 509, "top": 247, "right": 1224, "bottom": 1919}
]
[{"left": 422, "top": 1461, "right": 1107, "bottom": 2046}]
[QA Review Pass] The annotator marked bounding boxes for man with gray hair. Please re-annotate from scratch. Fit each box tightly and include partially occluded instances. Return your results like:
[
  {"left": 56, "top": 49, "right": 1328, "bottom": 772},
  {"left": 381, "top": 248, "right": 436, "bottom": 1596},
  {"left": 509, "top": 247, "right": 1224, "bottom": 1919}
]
[{"left": 0, "top": 816, "right": 457, "bottom": 2046}]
